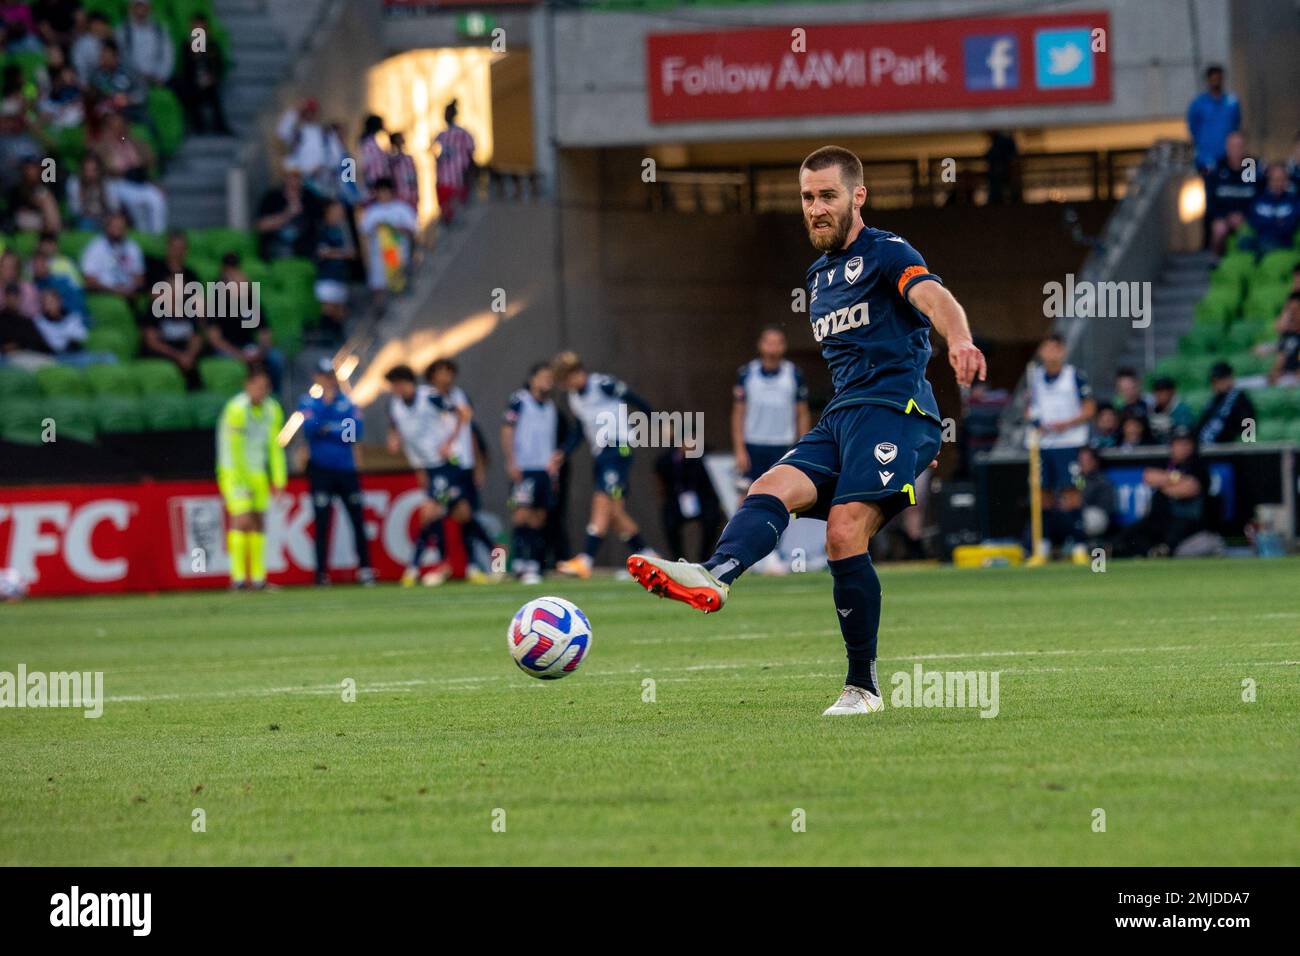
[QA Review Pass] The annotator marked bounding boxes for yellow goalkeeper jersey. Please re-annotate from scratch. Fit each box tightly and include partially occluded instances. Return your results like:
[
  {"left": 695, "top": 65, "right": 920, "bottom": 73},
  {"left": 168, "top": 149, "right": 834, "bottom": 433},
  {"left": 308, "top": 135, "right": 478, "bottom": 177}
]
[{"left": 217, "top": 392, "right": 287, "bottom": 486}]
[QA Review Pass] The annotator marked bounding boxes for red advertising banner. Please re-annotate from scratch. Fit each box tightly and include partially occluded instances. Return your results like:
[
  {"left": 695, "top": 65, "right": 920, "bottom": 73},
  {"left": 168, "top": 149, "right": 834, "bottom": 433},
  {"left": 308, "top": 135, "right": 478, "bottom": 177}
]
[
  {"left": 647, "top": 11, "right": 1111, "bottom": 123},
  {"left": 0, "top": 474, "right": 468, "bottom": 597}
]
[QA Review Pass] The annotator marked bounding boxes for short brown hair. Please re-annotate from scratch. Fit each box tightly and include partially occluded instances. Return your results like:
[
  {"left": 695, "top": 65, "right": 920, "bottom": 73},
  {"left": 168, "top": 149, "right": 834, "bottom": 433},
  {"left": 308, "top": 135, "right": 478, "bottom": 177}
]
[
  {"left": 800, "top": 146, "right": 863, "bottom": 188},
  {"left": 552, "top": 350, "right": 583, "bottom": 380}
]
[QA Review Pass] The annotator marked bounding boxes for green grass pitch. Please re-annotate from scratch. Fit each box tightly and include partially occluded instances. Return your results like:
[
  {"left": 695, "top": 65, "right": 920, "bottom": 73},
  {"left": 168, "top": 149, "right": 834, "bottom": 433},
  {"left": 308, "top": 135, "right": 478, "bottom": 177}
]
[{"left": 2, "top": 557, "right": 1298, "bottom": 866}]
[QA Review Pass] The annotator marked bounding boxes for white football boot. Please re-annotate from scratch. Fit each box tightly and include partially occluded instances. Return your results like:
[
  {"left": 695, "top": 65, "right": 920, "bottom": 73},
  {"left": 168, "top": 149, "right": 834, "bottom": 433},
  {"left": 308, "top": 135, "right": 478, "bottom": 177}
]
[
  {"left": 626, "top": 554, "right": 728, "bottom": 613},
  {"left": 822, "top": 685, "right": 884, "bottom": 716}
]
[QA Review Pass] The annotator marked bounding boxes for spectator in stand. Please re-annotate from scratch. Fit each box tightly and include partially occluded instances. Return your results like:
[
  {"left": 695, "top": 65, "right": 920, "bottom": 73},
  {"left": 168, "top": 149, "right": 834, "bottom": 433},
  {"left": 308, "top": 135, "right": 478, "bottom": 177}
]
[
  {"left": 319, "top": 121, "right": 358, "bottom": 203},
  {"left": 66, "top": 153, "right": 122, "bottom": 231},
  {"left": 1089, "top": 402, "right": 1120, "bottom": 449},
  {"left": 116, "top": 0, "right": 174, "bottom": 86},
  {"left": 71, "top": 12, "right": 111, "bottom": 85},
  {"left": 37, "top": 63, "right": 85, "bottom": 130},
  {"left": 433, "top": 101, "right": 475, "bottom": 225},
  {"left": 1285, "top": 132, "right": 1300, "bottom": 192},
  {"left": 1266, "top": 292, "right": 1300, "bottom": 386},
  {"left": 389, "top": 131, "right": 418, "bottom": 211},
  {"left": 90, "top": 39, "right": 148, "bottom": 124},
  {"left": 984, "top": 129, "right": 1020, "bottom": 205},
  {"left": 313, "top": 200, "right": 354, "bottom": 343},
  {"left": 1116, "top": 428, "right": 1212, "bottom": 558},
  {"left": 359, "top": 176, "right": 417, "bottom": 309},
  {"left": 1070, "top": 446, "right": 1119, "bottom": 550},
  {"left": 6, "top": 156, "right": 61, "bottom": 233},
  {"left": 140, "top": 272, "right": 204, "bottom": 389},
  {"left": 358, "top": 113, "right": 388, "bottom": 196},
  {"left": 255, "top": 164, "right": 324, "bottom": 260},
  {"left": 1148, "top": 376, "right": 1196, "bottom": 443},
  {"left": 0, "top": 250, "right": 39, "bottom": 316},
  {"left": 1187, "top": 65, "right": 1242, "bottom": 175},
  {"left": 32, "top": 0, "right": 79, "bottom": 46},
  {"left": 1197, "top": 360, "right": 1257, "bottom": 444},
  {"left": 276, "top": 98, "right": 329, "bottom": 191},
  {"left": 0, "top": 283, "right": 53, "bottom": 368},
  {"left": 1117, "top": 413, "right": 1152, "bottom": 450},
  {"left": 176, "top": 13, "right": 230, "bottom": 135},
  {"left": 4, "top": 18, "right": 44, "bottom": 55},
  {"left": 1244, "top": 164, "right": 1300, "bottom": 257},
  {"left": 30, "top": 250, "right": 86, "bottom": 317},
  {"left": 36, "top": 233, "right": 82, "bottom": 288},
  {"left": 94, "top": 111, "right": 167, "bottom": 232},
  {"left": 33, "top": 286, "right": 96, "bottom": 365},
  {"left": 1112, "top": 367, "right": 1150, "bottom": 424},
  {"left": 1207, "top": 132, "right": 1258, "bottom": 255},
  {"left": 206, "top": 252, "right": 284, "bottom": 392},
  {"left": 0, "top": 64, "right": 40, "bottom": 186},
  {"left": 79, "top": 211, "right": 145, "bottom": 297}
]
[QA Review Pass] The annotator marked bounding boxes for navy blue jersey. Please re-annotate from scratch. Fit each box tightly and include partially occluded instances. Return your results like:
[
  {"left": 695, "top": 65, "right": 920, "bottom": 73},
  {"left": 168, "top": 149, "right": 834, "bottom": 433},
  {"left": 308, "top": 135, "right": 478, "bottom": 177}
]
[{"left": 806, "top": 226, "right": 942, "bottom": 418}]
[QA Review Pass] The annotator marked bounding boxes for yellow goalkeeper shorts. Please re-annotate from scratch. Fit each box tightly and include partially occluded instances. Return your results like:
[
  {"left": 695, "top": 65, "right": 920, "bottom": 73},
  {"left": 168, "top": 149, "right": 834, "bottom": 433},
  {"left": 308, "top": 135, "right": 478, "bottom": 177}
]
[{"left": 219, "top": 471, "right": 271, "bottom": 517}]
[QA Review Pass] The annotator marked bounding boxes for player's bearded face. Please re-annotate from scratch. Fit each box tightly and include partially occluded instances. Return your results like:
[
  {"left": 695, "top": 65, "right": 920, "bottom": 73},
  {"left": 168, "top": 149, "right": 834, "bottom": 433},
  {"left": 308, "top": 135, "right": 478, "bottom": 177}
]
[{"left": 802, "top": 182, "right": 855, "bottom": 251}]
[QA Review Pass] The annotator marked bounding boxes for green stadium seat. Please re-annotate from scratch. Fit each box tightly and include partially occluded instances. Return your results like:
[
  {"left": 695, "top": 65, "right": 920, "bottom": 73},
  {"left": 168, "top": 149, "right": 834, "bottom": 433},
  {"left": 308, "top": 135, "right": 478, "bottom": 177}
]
[
  {"left": 1256, "top": 420, "right": 1288, "bottom": 442},
  {"left": 1286, "top": 420, "right": 1300, "bottom": 443},
  {"left": 0, "top": 365, "right": 39, "bottom": 400},
  {"left": 142, "top": 393, "right": 194, "bottom": 430},
  {"left": 1224, "top": 322, "right": 1259, "bottom": 353},
  {"left": 35, "top": 364, "right": 89, "bottom": 398},
  {"left": 1183, "top": 389, "right": 1212, "bottom": 416},
  {"left": 130, "top": 358, "right": 187, "bottom": 395},
  {"left": 1256, "top": 249, "right": 1300, "bottom": 284},
  {"left": 193, "top": 228, "right": 259, "bottom": 264},
  {"left": 269, "top": 257, "right": 316, "bottom": 295},
  {"left": 187, "top": 255, "right": 220, "bottom": 284},
  {"left": 1227, "top": 351, "right": 1270, "bottom": 377},
  {"left": 51, "top": 125, "right": 87, "bottom": 167},
  {"left": 83, "top": 325, "right": 135, "bottom": 361},
  {"left": 57, "top": 230, "right": 97, "bottom": 261},
  {"left": 94, "top": 395, "right": 146, "bottom": 434},
  {"left": 85, "top": 362, "right": 141, "bottom": 397},
  {"left": 189, "top": 390, "right": 227, "bottom": 429},
  {"left": 85, "top": 294, "right": 136, "bottom": 331},
  {"left": 44, "top": 396, "right": 98, "bottom": 443},
  {"left": 1243, "top": 282, "right": 1289, "bottom": 322},
  {"left": 8, "top": 232, "right": 38, "bottom": 259},
  {"left": 1213, "top": 251, "right": 1254, "bottom": 286},
  {"left": 1250, "top": 389, "right": 1292, "bottom": 419},
  {"left": 0, "top": 399, "right": 45, "bottom": 445},
  {"left": 130, "top": 231, "right": 167, "bottom": 260},
  {"left": 199, "top": 356, "right": 245, "bottom": 396},
  {"left": 147, "top": 87, "right": 185, "bottom": 157},
  {"left": 1193, "top": 293, "right": 1235, "bottom": 330},
  {"left": 1178, "top": 324, "right": 1220, "bottom": 356}
]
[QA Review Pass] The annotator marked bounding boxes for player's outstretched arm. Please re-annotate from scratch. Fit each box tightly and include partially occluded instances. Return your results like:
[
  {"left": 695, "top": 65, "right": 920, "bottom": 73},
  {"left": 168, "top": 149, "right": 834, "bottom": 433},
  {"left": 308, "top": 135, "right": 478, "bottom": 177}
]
[{"left": 908, "top": 280, "right": 987, "bottom": 388}]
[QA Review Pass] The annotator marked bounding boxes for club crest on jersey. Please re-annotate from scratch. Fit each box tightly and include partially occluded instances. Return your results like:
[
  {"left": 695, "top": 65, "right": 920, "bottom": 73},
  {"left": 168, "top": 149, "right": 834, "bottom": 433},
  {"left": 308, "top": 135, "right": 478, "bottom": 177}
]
[
  {"left": 845, "top": 256, "right": 864, "bottom": 284},
  {"left": 874, "top": 442, "right": 898, "bottom": 465}
]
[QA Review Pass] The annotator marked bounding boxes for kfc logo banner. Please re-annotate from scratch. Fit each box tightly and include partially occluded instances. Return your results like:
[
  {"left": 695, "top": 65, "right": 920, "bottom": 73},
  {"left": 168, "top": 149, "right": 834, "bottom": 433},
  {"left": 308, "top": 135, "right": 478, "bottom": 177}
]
[
  {"left": 0, "top": 474, "right": 465, "bottom": 596},
  {"left": 647, "top": 11, "right": 1110, "bottom": 123}
]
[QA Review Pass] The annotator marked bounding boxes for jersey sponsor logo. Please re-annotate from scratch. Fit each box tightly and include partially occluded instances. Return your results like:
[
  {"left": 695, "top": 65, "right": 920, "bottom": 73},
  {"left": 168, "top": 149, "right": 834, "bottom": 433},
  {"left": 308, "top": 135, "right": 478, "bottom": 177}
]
[
  {"left": 811, "top": 302, "right": 869, "bottom": 342},
  {"left": 845, "top": 256, "right": 864, "bottom": 284},
  {"left": 874, "top": 442, "right": 898, "bottom": 465}
]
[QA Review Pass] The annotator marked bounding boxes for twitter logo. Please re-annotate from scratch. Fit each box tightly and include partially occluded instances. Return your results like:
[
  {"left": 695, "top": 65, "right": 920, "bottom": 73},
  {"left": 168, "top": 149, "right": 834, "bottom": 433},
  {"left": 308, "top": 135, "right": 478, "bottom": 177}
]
[{"left": 1034, "top": 28, "right": 1094, "bottom": 89}]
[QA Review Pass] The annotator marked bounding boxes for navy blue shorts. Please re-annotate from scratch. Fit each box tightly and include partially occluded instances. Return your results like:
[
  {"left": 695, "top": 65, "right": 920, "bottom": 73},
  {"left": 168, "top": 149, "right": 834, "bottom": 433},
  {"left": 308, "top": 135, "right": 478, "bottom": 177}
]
[
  {"left": 426, "top": 464, "right": 477, "bottom": 509},
  {"left": 745, "top": 442, "right": 791, "bottom": 482},
  {"left": 593, "top": 447, "right": 632, "bottom": 499},
  {"left": 779, "top": 403, "right": 943, "bottom": 523},
  {"left": 1039, "top": 446, "right": 1080, "bottom": 492},
  {"left": 510, "top": 469, "right": 554, "bottom": 511}
]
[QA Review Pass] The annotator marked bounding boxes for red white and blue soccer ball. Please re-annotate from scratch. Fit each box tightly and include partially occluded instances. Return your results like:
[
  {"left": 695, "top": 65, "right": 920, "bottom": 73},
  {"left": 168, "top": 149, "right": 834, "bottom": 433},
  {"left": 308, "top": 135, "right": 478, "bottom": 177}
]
[{"left": 508, "top": 596, "right": 592, "bottom": 679}]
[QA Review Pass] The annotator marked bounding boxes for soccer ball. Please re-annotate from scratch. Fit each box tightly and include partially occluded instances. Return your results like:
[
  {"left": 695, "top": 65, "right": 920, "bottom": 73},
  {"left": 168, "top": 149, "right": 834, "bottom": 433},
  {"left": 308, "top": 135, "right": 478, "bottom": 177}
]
[
  {"left": 0, "top": 568, "right": 28, "bottom": 602},
  {"left": 507, "top": 596, "right": 592, "bottom": 680}
]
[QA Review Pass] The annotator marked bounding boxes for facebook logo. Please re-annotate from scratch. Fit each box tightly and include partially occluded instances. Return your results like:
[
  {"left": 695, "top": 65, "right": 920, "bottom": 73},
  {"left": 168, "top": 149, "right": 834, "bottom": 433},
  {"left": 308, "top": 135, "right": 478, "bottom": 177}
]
[
  {"left": 963, "top": 34, "right": 1018, "bottom": 91},
  {"left": 1034, "top": 28, "right": 1095, "bottom": 89}
]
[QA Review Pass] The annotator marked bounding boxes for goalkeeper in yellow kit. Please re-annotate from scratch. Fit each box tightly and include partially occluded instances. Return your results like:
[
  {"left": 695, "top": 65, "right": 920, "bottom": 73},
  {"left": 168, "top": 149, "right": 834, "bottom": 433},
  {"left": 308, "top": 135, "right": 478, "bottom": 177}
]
[{"left": 217, "top": 364, "right": 287, "bottom": 590}]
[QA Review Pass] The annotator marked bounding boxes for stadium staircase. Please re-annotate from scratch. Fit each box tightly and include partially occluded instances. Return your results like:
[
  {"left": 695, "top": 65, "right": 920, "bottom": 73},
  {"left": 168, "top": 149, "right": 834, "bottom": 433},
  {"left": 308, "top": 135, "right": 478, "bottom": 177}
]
[
  {"left": 1112, "top": 250, "right": 1215, "bottom": 389},
  {"left": 162, "top": 0, "right": 295, "bottom": 227}
]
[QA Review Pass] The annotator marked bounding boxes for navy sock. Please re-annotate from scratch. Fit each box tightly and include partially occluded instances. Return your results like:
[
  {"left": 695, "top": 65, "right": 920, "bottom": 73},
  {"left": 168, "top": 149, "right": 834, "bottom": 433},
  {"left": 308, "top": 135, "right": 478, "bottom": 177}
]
[
  {"left": 704, "top": 493, "right": 789, "bottom": 585},
  {"left": 828, "top": 551, "right": 882, "bottom": 693},
  {"left": 412, "top": 518, "right": 444, "bottom": 568},
  {"left": 623, "top": 532, "right": 646, "bottom": 553},
  {"left": 583, "top": 530, "right": 603, "bottom": 560}
]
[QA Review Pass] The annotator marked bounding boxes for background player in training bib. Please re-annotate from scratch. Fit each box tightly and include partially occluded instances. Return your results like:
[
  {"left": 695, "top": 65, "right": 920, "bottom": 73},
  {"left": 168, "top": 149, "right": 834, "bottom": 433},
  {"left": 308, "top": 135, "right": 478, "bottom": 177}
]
[
  {"left": 385, "top": 364, "right": 459, "bottom": 587},
  {"left": 552, "top": 351, "right": 657, "bottom": 578},
  {"left": 629, "top": 145, "right": 986, "bottom": 717},
  {"left": 733, "top": 325, "right": 811, "bottom": 487},
  {"left": 217, "top": 364, "right": 287, "bottom": 591},
  {"left": 502, "top": 362, "right": 562, "bottom": 584}
]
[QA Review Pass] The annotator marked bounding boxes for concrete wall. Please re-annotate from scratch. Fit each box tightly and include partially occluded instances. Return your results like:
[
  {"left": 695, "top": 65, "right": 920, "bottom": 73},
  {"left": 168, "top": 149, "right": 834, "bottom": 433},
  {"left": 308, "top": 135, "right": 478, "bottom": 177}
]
[
  {"left": 1229, "top": 0, "right": 1300, "bottom": 161},
  {"left": 543, "top": 0, "right": 1231, "bottom": 147}
]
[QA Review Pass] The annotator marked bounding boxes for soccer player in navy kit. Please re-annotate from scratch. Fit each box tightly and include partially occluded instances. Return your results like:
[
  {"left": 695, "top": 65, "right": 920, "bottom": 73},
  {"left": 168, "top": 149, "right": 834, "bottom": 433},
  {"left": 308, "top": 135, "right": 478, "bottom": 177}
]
[{"left": 629, "top": 146, "right": 986, "bottom": 716}]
